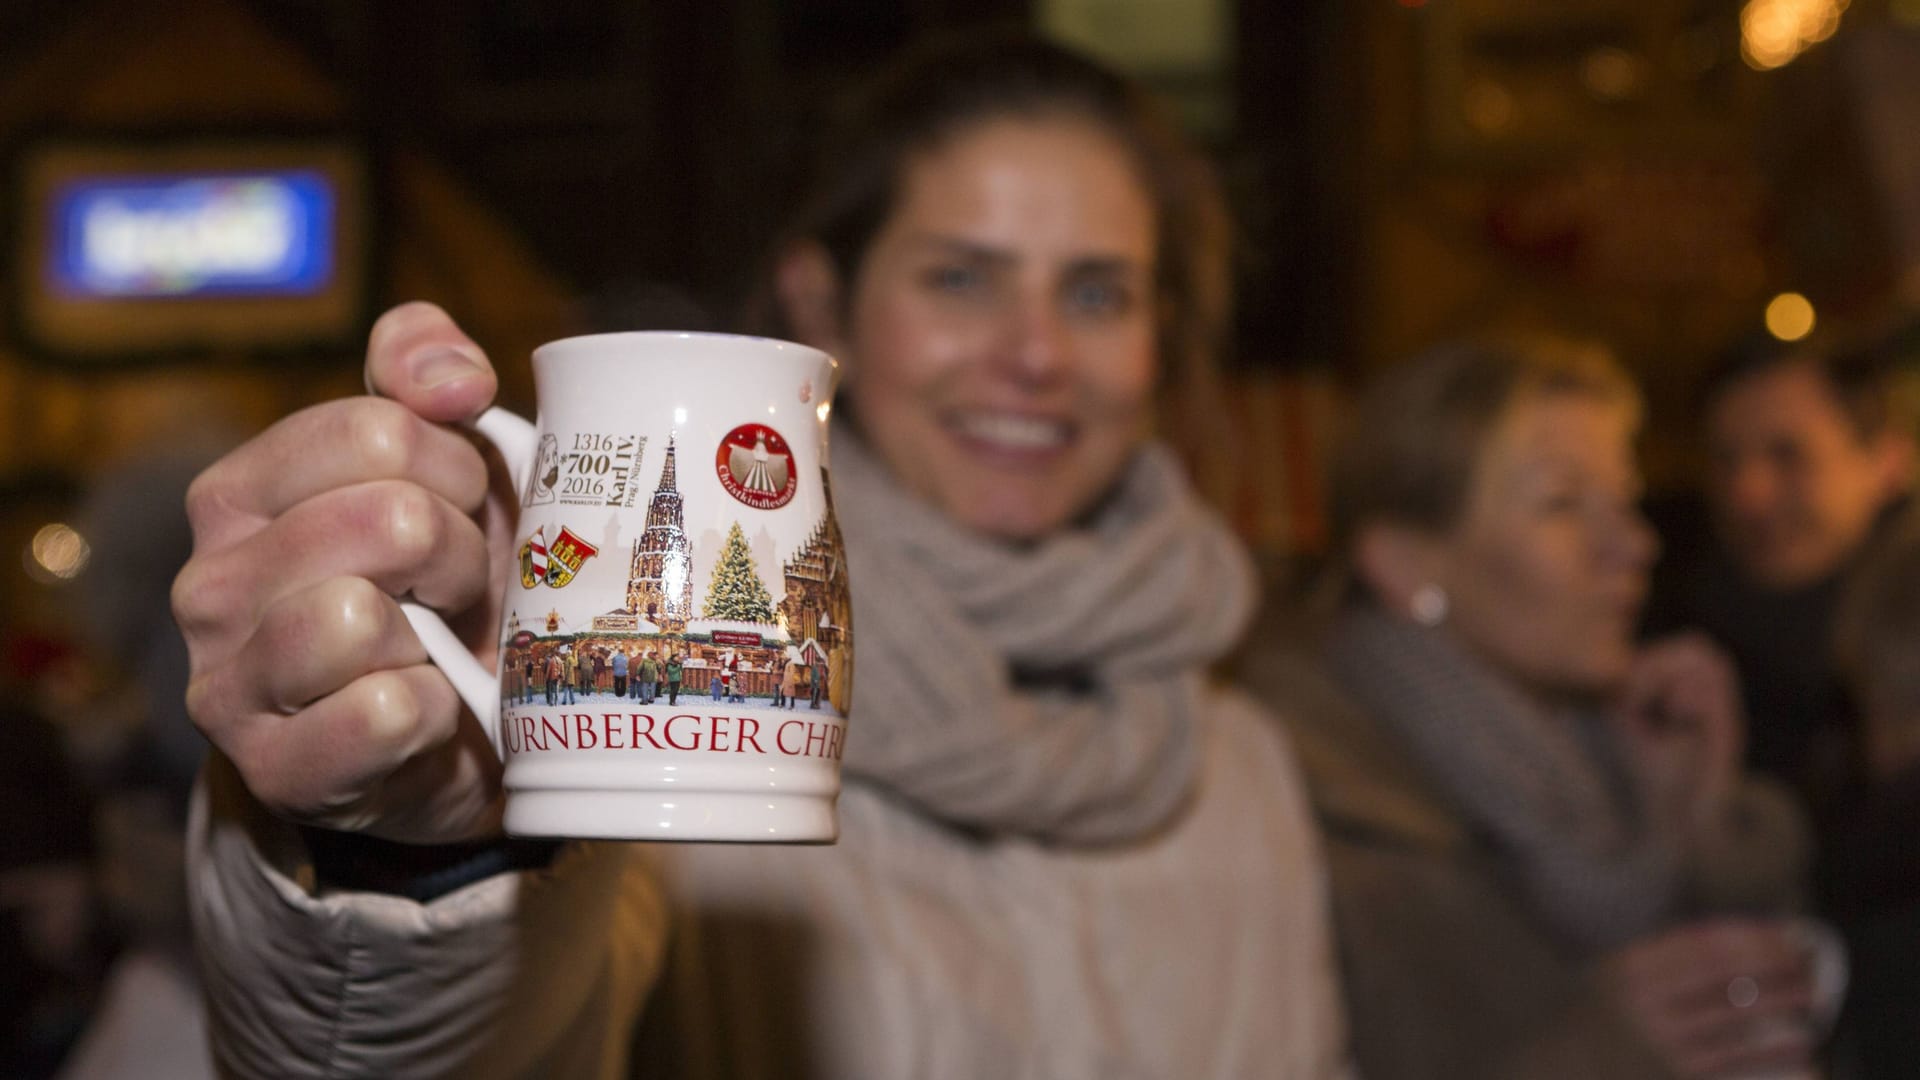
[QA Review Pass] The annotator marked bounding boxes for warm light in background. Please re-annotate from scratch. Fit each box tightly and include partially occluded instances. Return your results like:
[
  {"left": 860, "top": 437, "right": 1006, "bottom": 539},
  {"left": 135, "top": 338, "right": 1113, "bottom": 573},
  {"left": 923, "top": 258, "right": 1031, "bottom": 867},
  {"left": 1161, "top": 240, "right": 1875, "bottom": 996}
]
[
  {"left": 24, "top": 523, "right": 90, "bottom": 584},
  {"left": 1581, "top": 47, "right": 1646, "bottom": 102},
  {"left": 1741, "top": 0, "right": 1849, "bottom": 70},
  {"left": 1895, "top": 0, "right": 1920, "bottom": 25},
  {"left": 1464, "top": 80, "right": 1516, "bottom": 135},
  {"left": 1765, "top": 292, "right": 1817, "bottom": 341}
]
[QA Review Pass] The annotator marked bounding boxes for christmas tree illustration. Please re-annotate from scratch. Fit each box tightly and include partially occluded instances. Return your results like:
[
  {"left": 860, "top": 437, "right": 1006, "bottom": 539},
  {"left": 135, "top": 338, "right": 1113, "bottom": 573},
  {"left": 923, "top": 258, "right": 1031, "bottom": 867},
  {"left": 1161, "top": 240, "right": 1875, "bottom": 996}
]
[{"left": 702, "top": 521, "right": 776, "bottom": 623}]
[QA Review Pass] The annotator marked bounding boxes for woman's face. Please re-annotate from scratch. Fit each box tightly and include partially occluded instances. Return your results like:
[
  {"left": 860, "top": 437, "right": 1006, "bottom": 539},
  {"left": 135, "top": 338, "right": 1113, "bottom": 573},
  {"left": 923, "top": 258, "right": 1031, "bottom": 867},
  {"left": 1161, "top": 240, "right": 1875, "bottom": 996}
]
[
  {"left": 835, "top": 117, "right": 1160, "bottom": 540},
  {"left": 1432, "top": 394, "right": 1656, "bottom": 696}
]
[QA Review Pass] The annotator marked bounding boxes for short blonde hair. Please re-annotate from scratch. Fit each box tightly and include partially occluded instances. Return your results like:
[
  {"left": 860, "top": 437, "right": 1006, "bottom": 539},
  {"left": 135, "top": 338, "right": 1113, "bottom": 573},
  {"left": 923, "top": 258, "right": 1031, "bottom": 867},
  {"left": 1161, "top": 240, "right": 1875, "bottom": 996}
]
[{"left": 1329, "top": 339, "right": 1641, "bottom": 559}]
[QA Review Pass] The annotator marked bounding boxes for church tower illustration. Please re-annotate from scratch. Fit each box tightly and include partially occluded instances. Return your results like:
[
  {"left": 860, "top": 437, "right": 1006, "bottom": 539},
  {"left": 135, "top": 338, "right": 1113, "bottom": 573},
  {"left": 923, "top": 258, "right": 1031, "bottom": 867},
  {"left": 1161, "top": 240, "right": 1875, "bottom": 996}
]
[{"left": 626, "top": 437, "right": 694, "bottom": 630}]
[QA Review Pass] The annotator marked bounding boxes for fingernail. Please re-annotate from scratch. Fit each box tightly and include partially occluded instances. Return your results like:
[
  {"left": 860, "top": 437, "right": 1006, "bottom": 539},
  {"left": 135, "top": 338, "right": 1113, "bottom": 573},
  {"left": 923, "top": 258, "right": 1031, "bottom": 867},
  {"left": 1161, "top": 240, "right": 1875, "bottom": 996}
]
[{"left": 412, "top": 347, "right": 484, "bottom": 388}]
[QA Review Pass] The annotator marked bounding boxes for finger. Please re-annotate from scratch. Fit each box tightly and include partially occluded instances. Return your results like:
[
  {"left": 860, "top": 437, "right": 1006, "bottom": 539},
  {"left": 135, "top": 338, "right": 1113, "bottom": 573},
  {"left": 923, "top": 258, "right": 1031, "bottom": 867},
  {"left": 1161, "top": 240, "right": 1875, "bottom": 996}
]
[
  {"left": 1661, "top": 978, "right": 1817, "bottom": 1044},
  {"left": 1616, "top": 671, "right": 1665, "bottom": 733},
  {"left": 1657, "top": 637, "right": 1742, "bottom": 713},
  {"left": 185, "top": 396, "right": 492, "bottom": 555},
  {"left": 1632, "top": 965, "right": 1816, "bottom": 1077},
  {"left": 1666, "top": 955, "right": 1814, "bottom": 1011},
  {"left": 351, "top": 710, "right": 505, "bottom": 843},
  {"left": 182, "top": 576, "right": 427, "bottom": 746},
  {"left": 174, "top": 481, "right": 492, "bottom": 658},
  {"left": 1621, "top": 644, "right": 1693, "bottom": 725},
  {"left": 248, "top": 577, "right": 431, "bottom": 714},
  {"left": 1645, "top": 632, "right": 1718, "bottom": 670},
  {"left": 1667, "top": 1019, "right": 1814, "bottom": 1079},
  {"left": 225, "top": 664, "right": 466, "bottom": 826},
  {"left": 1665, "top": 647, "right": 1737, "bottom": 711},
  {"left": 1631, "top": 635, "right": 1723, "bottom": 697},
  {"left": 1656, "top": 681, "right": 1733, "bottom": 746},
  {"left": 1659, "top": 955, "right": 1812, "bottom": 1014},
  {"left": 1617, "top": 921, "right": 1804, "bottom": 995},
  {"left": 364, "top": 301, "right": 498, "bottom": 423}
]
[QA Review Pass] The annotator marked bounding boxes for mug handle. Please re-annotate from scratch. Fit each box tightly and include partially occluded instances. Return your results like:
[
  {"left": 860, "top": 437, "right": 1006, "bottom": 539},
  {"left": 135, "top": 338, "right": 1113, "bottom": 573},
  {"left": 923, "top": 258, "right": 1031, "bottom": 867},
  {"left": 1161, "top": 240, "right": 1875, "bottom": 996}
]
[{"left": 398, "top": 406, "right": 536, "bottom": 760}]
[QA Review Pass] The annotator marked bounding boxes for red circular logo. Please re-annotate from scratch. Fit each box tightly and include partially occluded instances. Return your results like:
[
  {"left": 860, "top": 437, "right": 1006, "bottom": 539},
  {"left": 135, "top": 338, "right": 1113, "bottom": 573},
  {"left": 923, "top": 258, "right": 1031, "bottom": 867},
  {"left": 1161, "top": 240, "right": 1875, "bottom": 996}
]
[{"left": 715, "top": 423, "right": 797, "bottom": 510}]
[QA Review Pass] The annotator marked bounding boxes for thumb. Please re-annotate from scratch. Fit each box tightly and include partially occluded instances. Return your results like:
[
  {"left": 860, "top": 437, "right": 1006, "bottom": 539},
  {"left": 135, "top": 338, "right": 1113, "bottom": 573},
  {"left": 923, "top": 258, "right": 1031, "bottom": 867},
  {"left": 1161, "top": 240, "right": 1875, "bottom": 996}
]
[
  {"left": 364, "top": 301, "right": 499, "bottom": 422},
  {"left": 1617, "top": 653, "right": 1663, "bottom": 723}
]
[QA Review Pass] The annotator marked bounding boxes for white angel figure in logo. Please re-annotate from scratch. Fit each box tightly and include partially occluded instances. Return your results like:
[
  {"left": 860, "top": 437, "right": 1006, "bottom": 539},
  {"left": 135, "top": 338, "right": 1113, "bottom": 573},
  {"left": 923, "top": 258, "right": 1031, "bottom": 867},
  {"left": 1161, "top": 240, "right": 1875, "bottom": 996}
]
[{"left": 729, "top": 431, "right": 788, "bottom": 495}]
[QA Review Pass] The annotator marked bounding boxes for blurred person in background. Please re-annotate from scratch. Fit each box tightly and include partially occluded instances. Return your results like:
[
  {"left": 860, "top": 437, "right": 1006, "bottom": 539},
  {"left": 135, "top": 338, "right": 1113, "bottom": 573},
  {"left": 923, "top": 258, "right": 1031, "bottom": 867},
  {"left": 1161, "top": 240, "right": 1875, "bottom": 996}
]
[
  {"left": 173, "top": 34, "right": 1350, "bottom": 1078},
  {"left": 1242, "top": 341, "right": 1829, "bottom": 1079},
  {"left": 47, "top": 440, "right": 226, "bottom": 1080},
  {"left": 0, "top": 685, "right": 101, "bottom": 1080},
  {"left": 1643, "top": 331, "right": 1916, "bottom": 826},
  {"left": 1824, "top": 512, "right": 1920, "bottom": 1080}
]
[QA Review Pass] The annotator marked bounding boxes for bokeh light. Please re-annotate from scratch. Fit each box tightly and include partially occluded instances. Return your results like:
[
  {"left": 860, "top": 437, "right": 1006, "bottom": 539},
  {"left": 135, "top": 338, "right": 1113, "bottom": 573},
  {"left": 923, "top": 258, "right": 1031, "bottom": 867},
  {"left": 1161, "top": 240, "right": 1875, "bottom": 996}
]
[
  {"left": 24, "top": 522, "right": 91, "bottom": 584},
  {"left": 1741, "top": 0, "right": 1850, "bottom": 70},
  {"left": 1765, "top": 292, "right": 1817, "bottom": 342}
]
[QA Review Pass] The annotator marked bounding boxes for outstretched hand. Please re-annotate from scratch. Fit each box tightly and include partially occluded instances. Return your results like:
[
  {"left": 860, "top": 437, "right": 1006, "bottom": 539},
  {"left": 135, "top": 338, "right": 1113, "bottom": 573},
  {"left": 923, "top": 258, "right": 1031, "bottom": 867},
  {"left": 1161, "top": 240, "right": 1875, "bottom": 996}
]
[{"left": 174, "top": 302, "right": 519, "bottom": 842}]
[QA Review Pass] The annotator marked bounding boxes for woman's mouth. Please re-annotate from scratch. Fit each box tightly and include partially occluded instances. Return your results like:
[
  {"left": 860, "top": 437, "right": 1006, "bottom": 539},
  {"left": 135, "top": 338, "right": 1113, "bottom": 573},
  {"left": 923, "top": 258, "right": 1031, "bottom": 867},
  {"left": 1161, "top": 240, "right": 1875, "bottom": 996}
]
[{"left": 944, "top": 410, "right": 1075, "bottom": 457}]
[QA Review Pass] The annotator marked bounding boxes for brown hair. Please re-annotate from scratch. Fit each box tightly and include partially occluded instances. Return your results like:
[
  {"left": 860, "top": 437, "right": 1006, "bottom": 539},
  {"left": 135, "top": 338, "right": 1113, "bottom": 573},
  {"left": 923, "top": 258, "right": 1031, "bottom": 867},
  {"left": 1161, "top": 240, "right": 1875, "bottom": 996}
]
[
  {"left": 1700, "top": 328, "right": 1915, "bottom": 444},
  {"left": 746, "top": 30, "right": 1231, "bottom": 411},
  {"left": 1329, "top": 339, "right": 1641, "bottom": 562}
]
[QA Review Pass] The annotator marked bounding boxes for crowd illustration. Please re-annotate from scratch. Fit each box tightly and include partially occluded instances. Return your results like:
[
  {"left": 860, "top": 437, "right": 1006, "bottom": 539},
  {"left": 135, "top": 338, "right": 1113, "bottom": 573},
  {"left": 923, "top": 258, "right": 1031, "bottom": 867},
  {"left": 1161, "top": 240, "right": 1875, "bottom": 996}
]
[{"left": 499, "top": 640, "right": 839, "bottom": 714}]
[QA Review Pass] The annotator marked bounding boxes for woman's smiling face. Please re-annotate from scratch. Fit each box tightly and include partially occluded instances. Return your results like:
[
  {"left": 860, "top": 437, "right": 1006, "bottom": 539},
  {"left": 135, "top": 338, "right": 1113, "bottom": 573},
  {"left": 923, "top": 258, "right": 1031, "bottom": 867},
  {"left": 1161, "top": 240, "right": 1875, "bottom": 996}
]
[{"left": 834, "top": 116, "right": 1160, "bottom": 540}]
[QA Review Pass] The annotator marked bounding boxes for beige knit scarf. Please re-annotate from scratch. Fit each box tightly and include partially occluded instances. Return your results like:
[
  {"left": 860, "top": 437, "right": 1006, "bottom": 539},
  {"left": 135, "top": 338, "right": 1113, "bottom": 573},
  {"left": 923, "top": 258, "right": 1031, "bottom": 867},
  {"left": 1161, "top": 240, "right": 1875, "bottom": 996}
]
[{"left": 828, "top": 423, "right": 1257, "bottom": 845}]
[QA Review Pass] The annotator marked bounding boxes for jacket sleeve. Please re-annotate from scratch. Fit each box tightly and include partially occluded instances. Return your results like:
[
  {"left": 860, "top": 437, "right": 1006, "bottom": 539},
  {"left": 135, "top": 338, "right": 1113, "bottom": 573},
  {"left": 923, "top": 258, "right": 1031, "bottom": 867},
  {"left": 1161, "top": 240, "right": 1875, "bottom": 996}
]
[
  {"left": 188, "top": 756, "right": 668, "bottom": 1079},
  {"left": 1322, "top": 838, "right": 1676, "bottom": 1080}
]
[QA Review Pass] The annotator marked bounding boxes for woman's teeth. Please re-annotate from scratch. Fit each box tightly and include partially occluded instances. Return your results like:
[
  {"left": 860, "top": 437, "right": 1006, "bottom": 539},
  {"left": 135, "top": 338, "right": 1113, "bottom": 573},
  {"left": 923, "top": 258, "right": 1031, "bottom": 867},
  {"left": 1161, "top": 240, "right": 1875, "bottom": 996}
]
[{"left": 951, "top": 412, "right": 1071, "bottom": 450}]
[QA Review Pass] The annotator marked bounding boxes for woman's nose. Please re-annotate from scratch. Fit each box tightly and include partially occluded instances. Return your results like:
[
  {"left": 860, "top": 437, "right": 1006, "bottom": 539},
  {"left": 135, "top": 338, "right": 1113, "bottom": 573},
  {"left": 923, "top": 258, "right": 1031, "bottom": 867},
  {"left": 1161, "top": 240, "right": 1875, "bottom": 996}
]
[
  {"left": 996, "top": 294, "right": 1073, "bottom": 386},
  {"left": 1601, "top": 504, "right": 1660, "bottom": 571}
]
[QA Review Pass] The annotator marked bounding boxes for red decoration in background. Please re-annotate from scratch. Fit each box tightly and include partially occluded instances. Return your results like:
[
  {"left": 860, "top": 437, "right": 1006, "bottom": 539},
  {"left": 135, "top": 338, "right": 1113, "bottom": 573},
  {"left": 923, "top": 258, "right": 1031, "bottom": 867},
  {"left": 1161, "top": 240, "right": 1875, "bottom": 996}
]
[{"left": 1482, "top": 162, "right": 1768, "bottom": 292}]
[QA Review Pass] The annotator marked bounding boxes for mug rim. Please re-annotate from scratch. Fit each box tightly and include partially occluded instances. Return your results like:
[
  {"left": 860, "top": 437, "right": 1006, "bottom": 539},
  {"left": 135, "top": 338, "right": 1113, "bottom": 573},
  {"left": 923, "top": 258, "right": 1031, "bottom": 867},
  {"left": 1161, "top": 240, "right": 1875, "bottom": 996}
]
[{"left": 534, "top": 329, "right": 835, "bottom": 370}]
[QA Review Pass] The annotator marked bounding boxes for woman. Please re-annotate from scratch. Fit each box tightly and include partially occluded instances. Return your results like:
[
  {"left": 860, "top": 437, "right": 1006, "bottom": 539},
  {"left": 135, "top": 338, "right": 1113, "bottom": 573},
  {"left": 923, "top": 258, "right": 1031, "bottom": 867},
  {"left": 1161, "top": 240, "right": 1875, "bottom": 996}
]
[
  {"left": 176, "top": 35, "right": 1347, "bottom": 1078},
  {"left": 1242, "top": 341, "right": 1822, "bottom": 1079}
]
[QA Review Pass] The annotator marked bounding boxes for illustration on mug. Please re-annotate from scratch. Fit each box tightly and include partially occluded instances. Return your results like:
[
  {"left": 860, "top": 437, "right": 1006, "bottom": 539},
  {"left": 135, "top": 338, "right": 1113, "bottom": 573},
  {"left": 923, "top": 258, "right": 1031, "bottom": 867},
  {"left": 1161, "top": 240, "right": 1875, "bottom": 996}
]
[
  {"left": 716, "top": 423, "right": 797, "bottom": 510},
  {"left": 500, "top": 433, "right": 852, "bottom": 720},
  {"left": 523, "top": 433, "right": 561, "bottom": 506},
  {"left": 518, "top": 525, "right": 600, "bottom": 589}
]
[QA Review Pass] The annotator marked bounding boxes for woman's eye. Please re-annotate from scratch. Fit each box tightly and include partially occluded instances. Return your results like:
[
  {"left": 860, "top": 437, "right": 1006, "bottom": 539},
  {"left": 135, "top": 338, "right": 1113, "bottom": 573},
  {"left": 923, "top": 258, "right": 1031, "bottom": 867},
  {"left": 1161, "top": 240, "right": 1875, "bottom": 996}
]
[
  {"left": 1538, "top": 488, "right": 1584, "bottom": 514},
  {"left": 1064, "top": 279, "right": 1130, "bottom": 316},
  {"left": 925, "top": 265, "right": 985, "bottom": 294}
]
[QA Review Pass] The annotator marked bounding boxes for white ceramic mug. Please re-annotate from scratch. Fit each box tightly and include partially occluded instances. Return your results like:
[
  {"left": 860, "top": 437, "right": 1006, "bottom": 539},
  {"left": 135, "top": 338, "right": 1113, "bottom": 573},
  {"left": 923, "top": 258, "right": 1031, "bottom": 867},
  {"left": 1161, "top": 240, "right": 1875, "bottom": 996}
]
[{"left": 402, "top": 332, "right": 851, "bottom": 842}]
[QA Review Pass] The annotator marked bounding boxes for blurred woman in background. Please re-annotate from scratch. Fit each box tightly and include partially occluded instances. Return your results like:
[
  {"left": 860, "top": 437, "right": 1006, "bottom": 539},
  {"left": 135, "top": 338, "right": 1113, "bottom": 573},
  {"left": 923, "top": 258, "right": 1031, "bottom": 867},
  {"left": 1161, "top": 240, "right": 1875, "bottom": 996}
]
[{"left": 1242, "top": 341, "right": 1830, "bottom": 1079}]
